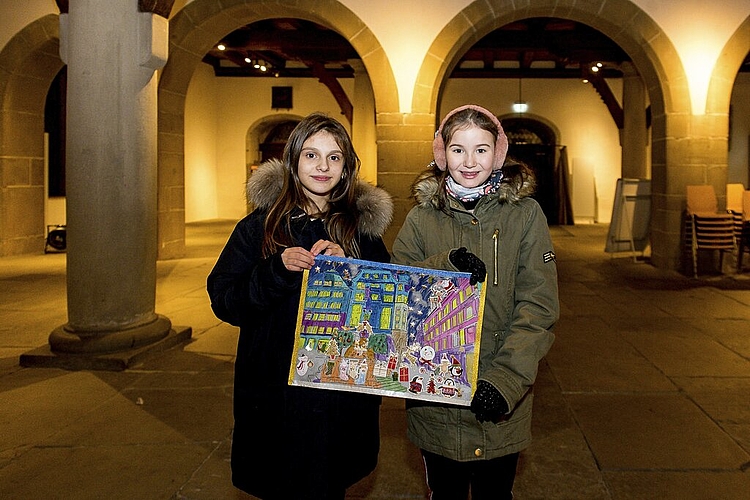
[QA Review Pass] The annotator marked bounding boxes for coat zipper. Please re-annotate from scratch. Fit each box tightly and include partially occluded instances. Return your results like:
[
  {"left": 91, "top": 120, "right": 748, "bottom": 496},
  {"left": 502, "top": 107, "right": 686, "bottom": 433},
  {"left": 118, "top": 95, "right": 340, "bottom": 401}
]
[{"left": 492, "top": 228, "right": 499, "bottom": 285}]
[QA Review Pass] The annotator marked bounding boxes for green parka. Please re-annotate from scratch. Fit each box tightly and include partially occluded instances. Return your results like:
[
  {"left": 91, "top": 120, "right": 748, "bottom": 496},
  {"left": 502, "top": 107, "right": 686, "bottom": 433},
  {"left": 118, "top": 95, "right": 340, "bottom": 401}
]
[{"left": 391, "top": 162, "right": 559, "bottom": 461}]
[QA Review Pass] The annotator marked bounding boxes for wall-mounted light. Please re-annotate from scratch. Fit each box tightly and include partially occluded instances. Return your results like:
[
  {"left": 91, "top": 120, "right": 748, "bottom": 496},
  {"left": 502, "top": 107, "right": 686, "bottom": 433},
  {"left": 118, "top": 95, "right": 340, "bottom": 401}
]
[
  {"left": 217, "top": 43, "right": 226, "bottom": 51},
  {"left": 512, "top": 78, "right": 528, "bottom": 113}
]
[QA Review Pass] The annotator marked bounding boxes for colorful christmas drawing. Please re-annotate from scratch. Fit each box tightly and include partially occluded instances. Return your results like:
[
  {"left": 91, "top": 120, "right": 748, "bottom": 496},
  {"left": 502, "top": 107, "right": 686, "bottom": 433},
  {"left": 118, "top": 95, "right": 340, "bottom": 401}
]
[{"left": 288, "top": 255, "right": 486, "bottom": 406}]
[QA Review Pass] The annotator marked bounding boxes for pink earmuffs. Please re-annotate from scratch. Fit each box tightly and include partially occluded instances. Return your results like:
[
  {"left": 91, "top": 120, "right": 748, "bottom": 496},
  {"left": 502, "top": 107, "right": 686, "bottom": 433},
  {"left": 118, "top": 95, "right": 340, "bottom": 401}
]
[{"left": 432, "top": 104, "right": 509, "bottom": 171}]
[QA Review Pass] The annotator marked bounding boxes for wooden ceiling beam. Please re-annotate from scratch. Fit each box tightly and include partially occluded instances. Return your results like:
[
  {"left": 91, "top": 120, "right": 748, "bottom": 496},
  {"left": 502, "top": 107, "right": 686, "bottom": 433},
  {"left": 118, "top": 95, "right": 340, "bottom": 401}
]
[{"left": 309, "top": 62, "right": 353, "bottom": 125}]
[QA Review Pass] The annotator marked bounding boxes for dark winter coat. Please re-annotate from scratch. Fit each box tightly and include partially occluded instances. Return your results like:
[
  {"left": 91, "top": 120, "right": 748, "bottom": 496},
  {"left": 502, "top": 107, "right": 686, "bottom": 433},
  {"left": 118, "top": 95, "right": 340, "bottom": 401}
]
[
  {"left": 392, "top": 163, "right": 559, "bottom": 461},
  {"left": 207, "top": 159, "right": 393, "bottom": 499}
]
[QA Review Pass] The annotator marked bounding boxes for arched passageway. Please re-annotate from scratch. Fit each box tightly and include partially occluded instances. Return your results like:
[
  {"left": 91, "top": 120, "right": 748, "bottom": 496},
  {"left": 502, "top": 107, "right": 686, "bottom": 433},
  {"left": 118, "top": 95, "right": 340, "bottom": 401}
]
[
  {"left": 502, "top": 116, "right": 571, "bottom": 226},
  {"left": 0, "top": 15, "right": 63, "bottom": 256},
  {"left": 258, "top": 120, "right": 298, "bottom": 163},
  {"left": 159, "top": 0, "right": 398, "bottom": 259},
  {"left": 0, "top": 2, "right": 747, "bottom": 274},
  {"left": 406, "top": 0, "right": 743, "bottom": 271}
]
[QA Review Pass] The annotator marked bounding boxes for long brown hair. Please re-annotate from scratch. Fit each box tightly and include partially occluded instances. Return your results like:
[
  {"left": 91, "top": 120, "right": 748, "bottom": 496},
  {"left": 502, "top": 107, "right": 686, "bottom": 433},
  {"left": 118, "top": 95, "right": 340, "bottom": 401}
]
[{"left": 262, "top": 112, "right": 362, "bottom": 258}]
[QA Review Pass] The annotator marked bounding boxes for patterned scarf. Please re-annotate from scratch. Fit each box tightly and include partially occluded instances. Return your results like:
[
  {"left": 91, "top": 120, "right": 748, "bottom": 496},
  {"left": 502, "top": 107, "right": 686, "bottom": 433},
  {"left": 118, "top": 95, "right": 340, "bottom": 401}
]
[{"left": 446, "top": 169, "right": 504, "bottom": 203}]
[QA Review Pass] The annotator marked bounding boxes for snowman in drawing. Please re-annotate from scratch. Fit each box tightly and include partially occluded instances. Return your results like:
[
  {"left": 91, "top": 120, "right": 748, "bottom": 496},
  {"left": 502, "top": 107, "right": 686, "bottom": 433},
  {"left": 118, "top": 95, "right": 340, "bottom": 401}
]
[
  {"left": 296, "top": 353, "right": 310, "bottom": 376},
  {"left": 419, "top": 345, "right": 436, "bottom": 370}
]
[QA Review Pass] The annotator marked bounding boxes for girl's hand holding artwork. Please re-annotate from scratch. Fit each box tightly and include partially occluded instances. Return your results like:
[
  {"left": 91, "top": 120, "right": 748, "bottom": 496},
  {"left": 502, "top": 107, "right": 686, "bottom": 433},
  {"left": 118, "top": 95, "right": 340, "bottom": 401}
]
[
  {"left": 281, "top": 246, "right": 316, "bottom": 272},
  {"left": 310, "top": 239, "right": 345, "bottom": 258},
  {"left": 281, "top": 240, "right": 345, "bottom": 272}
]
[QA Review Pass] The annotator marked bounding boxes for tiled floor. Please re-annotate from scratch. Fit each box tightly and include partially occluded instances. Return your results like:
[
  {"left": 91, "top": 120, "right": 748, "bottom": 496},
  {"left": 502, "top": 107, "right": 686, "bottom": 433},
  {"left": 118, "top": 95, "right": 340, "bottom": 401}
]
[{"left": 1, "top": 221, "right": 749, "bottom": 499}]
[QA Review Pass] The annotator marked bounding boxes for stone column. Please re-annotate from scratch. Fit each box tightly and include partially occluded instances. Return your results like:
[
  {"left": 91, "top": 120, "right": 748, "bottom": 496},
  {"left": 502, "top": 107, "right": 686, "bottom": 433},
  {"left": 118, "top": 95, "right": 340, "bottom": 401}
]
[
  {"left": 349, "top": 59, "right": 378, "bottom": 185},
  {"left": 376, "top": 111, "right": 435, "bottom": 249},
  {"left": 44, "top": 0, "right": 180, "bottom": 362},
  {"left": 621, "top": 62, "right": 649, "bottom": 179}
]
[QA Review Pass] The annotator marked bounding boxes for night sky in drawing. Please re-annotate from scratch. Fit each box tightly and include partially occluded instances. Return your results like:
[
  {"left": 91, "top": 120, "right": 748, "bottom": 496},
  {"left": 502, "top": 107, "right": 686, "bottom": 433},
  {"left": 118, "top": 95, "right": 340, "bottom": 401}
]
[
  {"left": 405, "top": 272, "right": 438, "bottom": 340},
  {"left": 308, "top": 258, "right": 460, "bottom": 342}
]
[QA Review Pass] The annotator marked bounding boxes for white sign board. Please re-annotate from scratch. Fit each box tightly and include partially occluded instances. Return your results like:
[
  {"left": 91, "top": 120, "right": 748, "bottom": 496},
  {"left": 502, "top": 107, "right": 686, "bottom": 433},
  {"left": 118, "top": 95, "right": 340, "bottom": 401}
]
[{"left": 605, "top": 178, "right": 651, "bottom": 256}]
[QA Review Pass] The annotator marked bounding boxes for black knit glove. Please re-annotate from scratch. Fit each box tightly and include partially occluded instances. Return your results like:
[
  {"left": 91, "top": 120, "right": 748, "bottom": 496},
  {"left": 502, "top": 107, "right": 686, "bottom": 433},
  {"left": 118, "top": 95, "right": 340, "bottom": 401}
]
[
  {"left": 470, "top": 380, "right": 509, "bottom": 423},
  {"left": 449, "top": 247, "right": 486, "bottom": 285}
]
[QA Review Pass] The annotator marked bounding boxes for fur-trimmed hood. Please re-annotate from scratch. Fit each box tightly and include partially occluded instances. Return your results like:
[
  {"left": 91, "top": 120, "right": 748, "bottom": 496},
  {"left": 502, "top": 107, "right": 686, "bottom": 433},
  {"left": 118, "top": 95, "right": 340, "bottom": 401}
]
[
  {"left": 247, "top": 158, "right": 394, "bottom": 238},
  {"left": 412, "top": 161, "right": 537, "bottom": 209}
]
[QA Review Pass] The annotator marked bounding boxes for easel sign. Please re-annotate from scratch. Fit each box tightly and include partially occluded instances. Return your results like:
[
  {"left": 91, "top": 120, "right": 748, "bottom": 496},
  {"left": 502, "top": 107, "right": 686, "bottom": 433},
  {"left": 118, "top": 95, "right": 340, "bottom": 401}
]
[
  {"left": 605, "top": 178, "right": 651, "bottom": 260},
  {"left": 288, "top": 255, "right": 487, "bottom": 406}
]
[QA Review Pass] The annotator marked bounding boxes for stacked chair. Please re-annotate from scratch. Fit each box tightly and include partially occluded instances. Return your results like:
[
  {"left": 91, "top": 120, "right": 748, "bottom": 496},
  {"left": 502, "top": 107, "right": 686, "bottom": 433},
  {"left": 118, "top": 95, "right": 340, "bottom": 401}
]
[
  {"left": 737, "top": 190, "right": 750, "bottom": 272},
  {"left": 726, "top": 183, "right": 745, "bottom": 245},
  {"left": 684, "top": 185, "right": 736, "bottom": 278}
]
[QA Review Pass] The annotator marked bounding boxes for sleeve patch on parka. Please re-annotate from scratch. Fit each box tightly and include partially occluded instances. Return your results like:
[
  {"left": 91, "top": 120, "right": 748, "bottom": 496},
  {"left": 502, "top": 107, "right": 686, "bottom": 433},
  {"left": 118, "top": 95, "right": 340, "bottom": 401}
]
[{"left": 543, "top": 251, "right": 556, "bottom": 263}]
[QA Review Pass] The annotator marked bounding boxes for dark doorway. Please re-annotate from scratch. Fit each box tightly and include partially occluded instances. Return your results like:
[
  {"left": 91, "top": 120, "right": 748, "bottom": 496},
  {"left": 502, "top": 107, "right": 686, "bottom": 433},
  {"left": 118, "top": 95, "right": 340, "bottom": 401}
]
[
  {"left": 45, "top": 67, "right": 67, "bottom": 197},
  {"left": 259, "top": 120, "right": 299, "bottom": 162},
  {"left": 502, "top": 117, "right": 566, "bottom": 224}
]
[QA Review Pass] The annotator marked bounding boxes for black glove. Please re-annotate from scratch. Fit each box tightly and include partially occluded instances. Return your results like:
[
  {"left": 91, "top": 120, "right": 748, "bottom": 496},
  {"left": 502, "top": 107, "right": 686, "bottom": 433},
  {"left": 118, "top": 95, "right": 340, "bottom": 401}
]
[
  {"left": 470, "top": 380, "right": 509, "bottom": 423},
  {"left": 449, "top": 247, "right": 486, "bottom": 285}
]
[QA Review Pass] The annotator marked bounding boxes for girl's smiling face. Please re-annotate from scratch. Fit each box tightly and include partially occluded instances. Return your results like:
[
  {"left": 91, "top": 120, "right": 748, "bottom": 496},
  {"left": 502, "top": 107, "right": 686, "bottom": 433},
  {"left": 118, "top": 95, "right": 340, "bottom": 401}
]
[
  {"left": 297, "top": 130, "right": 345, "bottom": 211},
  {"left": 445, "top": 125, "right": 496, "bottom": 189}
]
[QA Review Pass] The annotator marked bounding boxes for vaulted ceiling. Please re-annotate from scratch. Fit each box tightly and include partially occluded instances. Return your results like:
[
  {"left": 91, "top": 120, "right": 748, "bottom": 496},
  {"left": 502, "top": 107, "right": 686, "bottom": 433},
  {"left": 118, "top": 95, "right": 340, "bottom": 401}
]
[
  {"left": 202, "top": 17, "right": 635, "bottom": 80},
  {"left": 203, "top": 18, "right": 359, "bottom": 78},
  {"left": 201, "top": 16, "right": 749, "bottom": 127}
]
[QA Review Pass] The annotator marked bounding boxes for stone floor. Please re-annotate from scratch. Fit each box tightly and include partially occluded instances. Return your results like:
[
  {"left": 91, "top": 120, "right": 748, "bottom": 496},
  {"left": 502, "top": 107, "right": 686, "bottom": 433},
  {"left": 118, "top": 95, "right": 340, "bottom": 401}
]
[{"left": 1, "top": 221, "right": 749, "bottom": 499}]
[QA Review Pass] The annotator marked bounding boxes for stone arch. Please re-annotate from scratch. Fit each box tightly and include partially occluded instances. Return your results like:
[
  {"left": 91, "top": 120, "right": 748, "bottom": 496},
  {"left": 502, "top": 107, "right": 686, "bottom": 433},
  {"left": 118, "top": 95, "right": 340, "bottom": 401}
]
[
  {"left": 410, "top": 0, "right": 693, "bottom": 270},
  {"left": 501, "top": 115, "right": 563, "bottom": 224},
  {"left": 500, "top": 115, "right": 558, "bottom": 146},
  {"left": 499, "top": 112, "right": 563, "bottom": 146},
  {"left": 248, "top": 114, "right": 302, "bottom": 166},
  {"left": 0, "top": 14, "right": 63, "bottom": 256},
  {"left": 413, "top": 1, "right": 683, "bottom": 119},
  {"left": 157, "top": 0, "right": 399, "bottom": 259},
  {"left": 244, "top": 114, "right": 303, "bottom": 212},
  {"left": 706, "top": 15, "right": 750, "bottom": 114}
]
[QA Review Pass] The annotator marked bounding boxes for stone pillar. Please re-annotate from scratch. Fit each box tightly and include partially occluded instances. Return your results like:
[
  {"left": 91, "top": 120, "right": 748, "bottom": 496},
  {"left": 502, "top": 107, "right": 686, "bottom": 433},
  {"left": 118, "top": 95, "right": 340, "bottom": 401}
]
[
  {"left": 32, "top": 0, "right": 186, "bottom": 365},
  {"left": 349, "top": 59, "right": 378, "bottom": 185},
  {"left": 376, "top": 111, "right": 435, "bottom": 249},
  {"left": 621, "top": 62, "right": 649, "bottom": 179},
  {"left": 649, "top": 112, "right": 729, "bottom": 272}
]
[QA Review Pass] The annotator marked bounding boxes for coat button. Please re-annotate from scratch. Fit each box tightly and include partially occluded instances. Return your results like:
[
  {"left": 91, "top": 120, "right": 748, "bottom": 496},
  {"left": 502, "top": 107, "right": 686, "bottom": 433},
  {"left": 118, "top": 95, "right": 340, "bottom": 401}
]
[
  {"left": 474, "top": 448, "right": 483, "bottom": 457},
  {"left": 471, "top": 219, "right": 479, "bottom": 225}
]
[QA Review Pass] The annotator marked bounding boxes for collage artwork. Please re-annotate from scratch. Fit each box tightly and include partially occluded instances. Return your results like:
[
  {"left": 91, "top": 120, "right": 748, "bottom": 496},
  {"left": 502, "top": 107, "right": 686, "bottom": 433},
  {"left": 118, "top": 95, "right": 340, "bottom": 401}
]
[{"left": 288, "top": 255, "right": 486, "bottom": 406}]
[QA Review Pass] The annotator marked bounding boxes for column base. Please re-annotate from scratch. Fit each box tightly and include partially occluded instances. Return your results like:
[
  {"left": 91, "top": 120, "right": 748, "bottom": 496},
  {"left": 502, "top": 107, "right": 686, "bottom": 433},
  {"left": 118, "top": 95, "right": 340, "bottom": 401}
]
[
  {"left": 19, "top": 325, "right": 192, "bottom": 371},
  {"left": 49, "top": 315, "right": 173, "bottom": 354}
]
